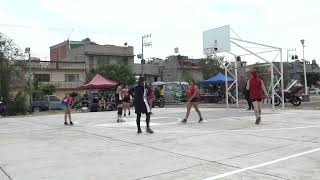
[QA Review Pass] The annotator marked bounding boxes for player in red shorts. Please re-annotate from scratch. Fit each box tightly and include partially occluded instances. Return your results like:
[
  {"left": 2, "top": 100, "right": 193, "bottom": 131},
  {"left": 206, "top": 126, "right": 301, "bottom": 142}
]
[
  {"left": 181, "top": 79, "right": 203, "bottom": 123},
  {"left": 246, "top": 70, "right": 268, "bottom": 124}
]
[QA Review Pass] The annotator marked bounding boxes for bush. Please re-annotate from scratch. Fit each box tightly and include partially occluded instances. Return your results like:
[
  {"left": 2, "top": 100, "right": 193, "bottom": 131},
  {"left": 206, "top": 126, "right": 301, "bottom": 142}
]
[
  {"left": 7, "top": 91, "right": 28, "bottom": 115},
  {"left": 87, "top": 64, "right": 135, "bottom": 85},
  {"left": 39, "top": 84, "right": 56, "bottom": 95}
]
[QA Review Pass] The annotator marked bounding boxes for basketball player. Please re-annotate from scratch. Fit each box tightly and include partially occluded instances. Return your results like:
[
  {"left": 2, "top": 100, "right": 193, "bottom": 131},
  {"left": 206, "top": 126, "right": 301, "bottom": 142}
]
[
  {"left": 181, "top": 79, "right": 203, "bottom": 123},
  {"left": 134, "top": 77, "right": 154, "bottom": 134},
  {"left": 246, "top": 70, "right": 268, "bottom": 124},
  {"left": 115, "top": 83, "right": 125, "bottom": 122}
]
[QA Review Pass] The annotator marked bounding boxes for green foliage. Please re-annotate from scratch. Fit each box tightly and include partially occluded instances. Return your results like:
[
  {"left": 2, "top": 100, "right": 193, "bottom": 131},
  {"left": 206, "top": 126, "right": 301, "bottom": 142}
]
[
  {"left": 7, "top": 91, "right": 27, "bottom": 115},
  {"left": 87, "top": 64, "right": 135, "bottom": 85},
  {"left": 39, "top": 84, "right": 56, "bottom": 95},
  {"left": 0, "top": 60, "right": 12, "bottom": 103},
  {"left": 199, "top": 57, "right": 224, "bottom": 80},
  {"left": 0, "top": 32, "right": 25, "bottom": 105},
  {"left": 306, "top": 72, "right": 320, "bottom": 86},
  {"left": 181, "top": 70, "right": 193, "bottom": 82},
  {"left": 0, "top": 33, "right": 24, "bottom": 61}
]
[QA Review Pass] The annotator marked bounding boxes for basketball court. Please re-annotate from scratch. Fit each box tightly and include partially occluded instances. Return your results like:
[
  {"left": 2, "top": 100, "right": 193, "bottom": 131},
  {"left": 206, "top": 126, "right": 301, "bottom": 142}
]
[{"left": 0, "top": 107, "right": 319, "bottom": 180}]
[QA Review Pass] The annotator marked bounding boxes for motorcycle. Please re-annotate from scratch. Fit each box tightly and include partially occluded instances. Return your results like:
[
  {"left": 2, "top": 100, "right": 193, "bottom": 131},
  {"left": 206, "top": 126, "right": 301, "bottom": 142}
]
[
  {"left": 0, "top": 100, "right": 7, "bottom": 116},
  {"left": 272, "top": 88, "right": 302, "bottom": 106},
  {"left": 153, "top": 96, "right": 165, "bottom": 108}
]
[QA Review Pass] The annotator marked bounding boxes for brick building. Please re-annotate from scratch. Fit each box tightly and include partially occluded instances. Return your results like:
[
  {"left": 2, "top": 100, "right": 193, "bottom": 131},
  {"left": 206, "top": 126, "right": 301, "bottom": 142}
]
[{"left": 50, "top": 40, "right": 134, "bottom": 71}]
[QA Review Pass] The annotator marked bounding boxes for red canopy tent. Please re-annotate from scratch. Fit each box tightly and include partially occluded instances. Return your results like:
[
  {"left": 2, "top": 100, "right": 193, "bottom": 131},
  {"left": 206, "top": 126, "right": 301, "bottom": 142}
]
[{"left": 79, "top": 74, "right": 118, "bottom": 89}]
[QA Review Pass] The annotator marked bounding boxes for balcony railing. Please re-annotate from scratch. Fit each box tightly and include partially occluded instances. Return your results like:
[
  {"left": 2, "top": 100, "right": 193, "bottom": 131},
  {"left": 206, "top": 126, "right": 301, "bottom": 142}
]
[
  {"left": 39, "top": 81, "right": 84, "bottom": 89},
  {"left": 31, "top": 61, "right": 86, "bottom": 70}
]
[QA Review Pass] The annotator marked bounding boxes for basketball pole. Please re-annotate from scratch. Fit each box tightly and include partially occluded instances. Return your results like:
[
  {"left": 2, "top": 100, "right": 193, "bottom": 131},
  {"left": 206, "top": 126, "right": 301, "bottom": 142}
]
[
  {"left": 280, "top": 49, "right": 285, "bottom": 109},
  {"left": 225, "top": 62, "right": 229, "bottom": 109},
  {"left": 203, "top": 25, "right": 284, "bottom": 110},
  {"left": 230, "top": 38, "right": 281, "bottom": 50},
  {"left": 235, "top": 55, "right": 239, "bottom": 109},
  {"left": 271, "top": 59, "right": 275, "bottom": 109},
  {"left": 230, "top": 40, "right": 283, "bottom": 109},
  {"left": 227, "top": 52, "right": 239, "bottom": 109},
  {"left": 211, "top": 50, "right": 229, "bottom": 109}
]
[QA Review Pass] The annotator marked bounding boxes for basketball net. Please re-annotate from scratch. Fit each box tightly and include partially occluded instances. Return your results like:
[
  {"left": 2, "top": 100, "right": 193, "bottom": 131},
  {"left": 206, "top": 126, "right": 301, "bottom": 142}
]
[{"left": 204, "top": 41, "right": 218, "bottom": 57}]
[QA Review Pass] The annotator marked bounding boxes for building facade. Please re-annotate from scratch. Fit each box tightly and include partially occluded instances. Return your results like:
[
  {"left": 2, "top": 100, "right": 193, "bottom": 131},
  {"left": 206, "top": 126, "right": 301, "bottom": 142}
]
[
  {"left": 31, "top": 60, "right": 86, "bottom": 99},
  {"left": 243, "top": 59, "right": 320, "bottom": 90},
  {"left": 50, "top": 41, "right": 85, "bottom": 61},
  {"left": 287, "top": 60, "right": 320, "bottom": 80},
  {"left": 45, "top": 40, "right": 135, "bottom": 98},
  {"left": 50, "top": 40, "right": 134, "bottom": 71},
  {"left": 134, "top": 55, "right": 204, "bottom": 83}
]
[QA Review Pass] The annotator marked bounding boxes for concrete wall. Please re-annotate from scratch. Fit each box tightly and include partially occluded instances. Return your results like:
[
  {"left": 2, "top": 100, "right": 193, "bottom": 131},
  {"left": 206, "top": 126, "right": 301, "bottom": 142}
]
[
  {"left": 33, "top": 69, "right": 86, "bottom": 84},
  {"left": 32, "top": 67, "right": 86, "bottom": 99},
  {"left": 134, "top": 64, "right": 162, "bottom": 76},
  {"left": 133, "top": 56, "right": 204, "bottom": 82},
  {"left": 50, "top": 41, "right": 68, "bottom": 61},
  {"left": 85, "top": 44, "right": 133, "bottom": 56},
  {"left": 162, "top": 60, "right": 178, "bottom": 82},
  {"left": 62, "top": 44, "right": 134, "bottom": 71}
]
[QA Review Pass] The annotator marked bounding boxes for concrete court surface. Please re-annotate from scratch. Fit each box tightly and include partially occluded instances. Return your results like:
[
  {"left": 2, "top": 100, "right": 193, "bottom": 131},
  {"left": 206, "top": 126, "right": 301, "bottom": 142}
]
[{"left": 0, "top": 107, "right": 320, "bottom": 180}]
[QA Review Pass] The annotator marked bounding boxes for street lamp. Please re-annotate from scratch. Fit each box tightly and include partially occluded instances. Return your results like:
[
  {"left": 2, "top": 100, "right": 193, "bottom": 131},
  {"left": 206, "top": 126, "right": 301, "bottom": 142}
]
[
  {"left": 286, "top": 48, "right": 296, "bottom": 85},
  {"left": 300, "top": 39, "right": 308, "bottom": 95},
  {"left": 141, "top": 33, "right": 152, "bottom": 76},
  {"left": 25, "top": 47, "right": 32, "bottom": 103}
]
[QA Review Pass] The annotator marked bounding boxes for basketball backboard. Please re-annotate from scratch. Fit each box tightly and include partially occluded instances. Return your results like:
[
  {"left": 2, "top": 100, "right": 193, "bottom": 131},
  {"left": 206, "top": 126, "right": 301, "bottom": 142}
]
[{"left": 203, "top": 25, "right": 231, "bottom": 54}]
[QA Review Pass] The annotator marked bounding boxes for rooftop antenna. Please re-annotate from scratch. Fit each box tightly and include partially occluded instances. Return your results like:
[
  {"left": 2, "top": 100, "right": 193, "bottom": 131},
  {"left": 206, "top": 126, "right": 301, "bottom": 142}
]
[{"left": 67, "top": 28, "right": 74, "bottom": 41}]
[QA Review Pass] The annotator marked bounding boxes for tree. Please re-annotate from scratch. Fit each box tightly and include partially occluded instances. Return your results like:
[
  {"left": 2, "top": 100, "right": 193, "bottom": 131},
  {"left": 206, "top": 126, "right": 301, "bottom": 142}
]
[
  {"left": 7, "top": 91, "right": 28, "bottom": 115},
  {"left": 199, "top": 57, "right": 224, "bottom": 80},
  {"left": 87, "top": 64, "right": 135, "bottom": 85},
  {"left": 0, "top": 32, "right": 24, "bottom": 104},
  {"left": 39, "top": 84, "right": 56, "bottom": 95},
  {"left": 181, "top": 70, "right": 193, "bottom": 82},
  {"left": 0, "top": 33, "right": 28, "bottom": 115},
  {"left": 306, "top": 72, "right": 320, "bottom": 87}
]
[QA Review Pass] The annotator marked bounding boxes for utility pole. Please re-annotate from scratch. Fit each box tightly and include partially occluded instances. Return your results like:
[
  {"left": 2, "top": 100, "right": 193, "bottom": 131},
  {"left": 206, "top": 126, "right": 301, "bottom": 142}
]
[
  {"left": 300, "top": 39, "right": 308, "bottom": 95},
  {"left": 286, "top": 48, "right": 296, "bottom": 86},
  {"left": 141, "top": 34, "right": 151, "bottom": 77},
  {"left": 25, "top": 47, "right": 32, "bottom": 103}
]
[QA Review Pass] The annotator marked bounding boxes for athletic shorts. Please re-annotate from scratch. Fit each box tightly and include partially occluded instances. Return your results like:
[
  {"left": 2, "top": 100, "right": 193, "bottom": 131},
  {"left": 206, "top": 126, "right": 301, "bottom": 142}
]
[
  {"left": 123, "top": 97, "right": 130, "bottom": 103},
  {"left": 251, "top": 98, "right": 262, "bottom": 102},
  {"left": 61, "top": 101, "right": 68, "bottom": 108},
  {"left": 116, "top": 99, "right": 123, "bottom": 105},
  {"left": 190, "top": 97, "right": 199, "bottom": 102}
]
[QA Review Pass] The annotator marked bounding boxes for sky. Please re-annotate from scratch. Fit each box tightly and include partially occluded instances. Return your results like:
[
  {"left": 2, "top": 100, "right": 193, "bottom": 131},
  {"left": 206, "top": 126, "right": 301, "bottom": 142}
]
[{"left": 0, "top": 0, "right": 319, "bottom": 64}]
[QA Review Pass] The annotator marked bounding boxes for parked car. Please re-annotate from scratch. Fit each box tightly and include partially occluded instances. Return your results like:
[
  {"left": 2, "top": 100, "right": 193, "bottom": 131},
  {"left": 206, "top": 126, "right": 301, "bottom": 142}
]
[
  {"left": 309, "top": 88, "right": 320, "bottom": 94},
  {"left": 30, "top": 95, "right": 63, "bottom": 112}
]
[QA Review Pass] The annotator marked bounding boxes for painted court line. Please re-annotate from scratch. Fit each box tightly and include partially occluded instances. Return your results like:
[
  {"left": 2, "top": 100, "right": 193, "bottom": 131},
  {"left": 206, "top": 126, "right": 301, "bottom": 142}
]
[
  {"left": 202, "top": 147, "right": 320, "bottom": 180},
  {"left": 155, "top": 124, "right": 320, "bottom": 133}
]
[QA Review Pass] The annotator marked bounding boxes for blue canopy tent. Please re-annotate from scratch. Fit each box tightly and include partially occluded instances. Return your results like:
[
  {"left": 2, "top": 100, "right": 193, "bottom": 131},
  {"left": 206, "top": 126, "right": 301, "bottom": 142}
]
[{"left": 200, "top": 72, "right": 236, "bottom": 84}]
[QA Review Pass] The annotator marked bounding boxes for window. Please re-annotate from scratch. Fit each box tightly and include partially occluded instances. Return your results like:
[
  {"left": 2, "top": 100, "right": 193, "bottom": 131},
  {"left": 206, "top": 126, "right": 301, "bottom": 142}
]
[
  {"left": 65, "top": 74, "right": 79, "bottom": 82},
  {"left": 89, "top": 56, "right": 94, "bottom": 69},
  {"left": 97, "top": 56, "right": 110, "bottom": 65},
  {"left": 123, "top": 57, "right": 129, "bottom": 65},
  {"left": 34, "top": 74, "right": 50, "bottom": 82},
  {"left": 49, "top": 96, "right": 60, "bottom": 101},
  {"left": 97, "top": 58, "right": 103, "bottom": 65}
]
